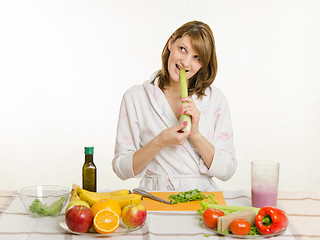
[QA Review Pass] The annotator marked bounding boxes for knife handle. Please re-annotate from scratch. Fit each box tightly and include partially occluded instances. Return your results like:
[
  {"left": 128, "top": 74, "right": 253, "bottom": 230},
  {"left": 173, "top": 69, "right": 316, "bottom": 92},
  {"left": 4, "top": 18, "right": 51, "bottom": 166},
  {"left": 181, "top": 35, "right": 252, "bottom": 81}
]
[{"left": 132, "top": 188, "right": 151, "bottom": 197}]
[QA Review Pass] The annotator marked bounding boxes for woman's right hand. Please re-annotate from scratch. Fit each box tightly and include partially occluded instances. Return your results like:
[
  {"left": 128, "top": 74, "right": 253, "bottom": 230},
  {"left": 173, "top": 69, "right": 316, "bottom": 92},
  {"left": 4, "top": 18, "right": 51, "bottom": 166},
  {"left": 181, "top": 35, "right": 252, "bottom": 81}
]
[
  {"left": 132, "top": 121, "right": 190, "bottom": 175},
  {"left": 157, "top": 121, "right": 190, "bottom": 147}
]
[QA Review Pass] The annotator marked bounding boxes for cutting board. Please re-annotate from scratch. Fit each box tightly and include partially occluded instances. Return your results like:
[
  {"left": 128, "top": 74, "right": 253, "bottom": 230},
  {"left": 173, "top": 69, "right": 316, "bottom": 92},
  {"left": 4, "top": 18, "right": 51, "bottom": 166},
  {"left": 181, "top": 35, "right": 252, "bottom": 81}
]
[{"left": 140, "top": 191, "right": 226, "bottom": 211}]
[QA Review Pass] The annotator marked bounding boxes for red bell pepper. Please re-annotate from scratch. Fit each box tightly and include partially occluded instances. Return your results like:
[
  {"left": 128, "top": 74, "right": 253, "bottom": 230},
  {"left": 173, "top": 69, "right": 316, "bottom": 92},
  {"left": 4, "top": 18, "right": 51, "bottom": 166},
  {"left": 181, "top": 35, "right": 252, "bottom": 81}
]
[{"left": 255, "top": 206, "right": 288, "bottom": 235}]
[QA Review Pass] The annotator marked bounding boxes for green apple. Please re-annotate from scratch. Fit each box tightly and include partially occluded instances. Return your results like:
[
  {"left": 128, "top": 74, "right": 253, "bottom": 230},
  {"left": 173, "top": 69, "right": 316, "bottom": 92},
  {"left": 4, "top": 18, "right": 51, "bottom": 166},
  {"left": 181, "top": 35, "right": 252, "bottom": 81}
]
[
  {"left": 65, "top": 200, "right": 90, "bottom": 213},
  {"left": 122, "top": 203, "right": 147, "bottom": 228}
]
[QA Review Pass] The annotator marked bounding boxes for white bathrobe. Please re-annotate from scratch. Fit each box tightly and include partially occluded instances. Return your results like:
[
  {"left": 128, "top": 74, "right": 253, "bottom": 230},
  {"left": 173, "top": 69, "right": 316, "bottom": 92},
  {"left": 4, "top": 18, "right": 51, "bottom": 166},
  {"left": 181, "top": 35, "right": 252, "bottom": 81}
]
[{"left": 112, "top": 76, "right": 237, "bottom": 191}]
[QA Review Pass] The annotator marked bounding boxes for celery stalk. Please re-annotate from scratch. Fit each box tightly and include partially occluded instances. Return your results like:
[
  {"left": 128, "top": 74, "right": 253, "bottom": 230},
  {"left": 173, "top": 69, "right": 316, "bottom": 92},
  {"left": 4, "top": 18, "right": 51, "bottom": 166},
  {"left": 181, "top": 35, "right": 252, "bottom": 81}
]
[
  {"left": 180, "top": 69, "right": 192, "bottom": 132},
  {"left": 197, "top": 203, "right": 260, "bottom": 216}
]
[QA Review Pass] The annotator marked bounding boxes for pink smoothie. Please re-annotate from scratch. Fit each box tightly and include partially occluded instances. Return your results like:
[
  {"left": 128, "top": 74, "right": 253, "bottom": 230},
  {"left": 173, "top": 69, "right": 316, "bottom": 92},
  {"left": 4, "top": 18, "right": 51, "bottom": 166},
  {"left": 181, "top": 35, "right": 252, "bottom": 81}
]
[{"left": 251, "top": 188, "right": 278, "bottom": 208}]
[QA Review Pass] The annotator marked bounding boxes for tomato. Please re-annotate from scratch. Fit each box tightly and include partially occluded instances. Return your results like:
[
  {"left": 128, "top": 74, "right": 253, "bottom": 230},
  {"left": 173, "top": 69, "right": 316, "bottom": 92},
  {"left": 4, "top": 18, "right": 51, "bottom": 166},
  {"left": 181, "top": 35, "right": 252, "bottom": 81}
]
[
  {"left": 202, "top": 208, "right": 225, "bottom": 228},
  {"left": 230, "top": 219, "right": 251, "bottom": 236}
]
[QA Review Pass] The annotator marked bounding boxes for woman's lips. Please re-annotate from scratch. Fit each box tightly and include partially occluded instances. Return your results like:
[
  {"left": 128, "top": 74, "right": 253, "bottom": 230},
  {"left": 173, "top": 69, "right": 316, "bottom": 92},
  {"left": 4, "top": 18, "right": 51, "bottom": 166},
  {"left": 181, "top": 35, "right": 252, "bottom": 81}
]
[
  {"left": 176, "top": 64, "right": 189, "bottom": 72},
  {"left": 175, "top": 64, "right": 181, "bottom": 75}
]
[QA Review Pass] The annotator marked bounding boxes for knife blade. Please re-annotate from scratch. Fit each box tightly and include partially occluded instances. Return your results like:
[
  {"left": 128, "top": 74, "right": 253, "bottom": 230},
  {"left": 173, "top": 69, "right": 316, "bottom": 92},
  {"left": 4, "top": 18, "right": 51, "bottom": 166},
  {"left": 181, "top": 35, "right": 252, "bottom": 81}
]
[{"left": 132, "top": 188, "right": 174, "bottom": 205}]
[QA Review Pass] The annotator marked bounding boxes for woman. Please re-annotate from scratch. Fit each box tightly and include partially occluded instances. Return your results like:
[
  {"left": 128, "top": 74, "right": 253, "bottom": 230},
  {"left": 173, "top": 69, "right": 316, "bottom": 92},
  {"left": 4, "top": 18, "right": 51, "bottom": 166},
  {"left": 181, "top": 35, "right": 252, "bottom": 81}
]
[{"left": 112, "top": 20, "right": 237, "bottom": 191}]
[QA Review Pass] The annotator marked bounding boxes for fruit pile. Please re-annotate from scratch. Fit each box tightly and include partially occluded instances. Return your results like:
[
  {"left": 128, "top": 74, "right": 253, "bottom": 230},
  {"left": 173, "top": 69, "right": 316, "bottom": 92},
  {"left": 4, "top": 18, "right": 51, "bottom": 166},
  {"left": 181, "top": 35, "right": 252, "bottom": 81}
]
[{"left": 65, "top": 184, "right": 147, "bottom": 234}]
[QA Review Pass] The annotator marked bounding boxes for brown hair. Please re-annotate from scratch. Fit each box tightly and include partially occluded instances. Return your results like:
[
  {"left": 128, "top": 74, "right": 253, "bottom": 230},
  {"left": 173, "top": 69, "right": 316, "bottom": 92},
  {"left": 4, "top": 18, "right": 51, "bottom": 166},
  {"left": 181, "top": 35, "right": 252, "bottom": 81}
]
[{"left": 152, "top": 20, "right": 218, "bottom": 98}]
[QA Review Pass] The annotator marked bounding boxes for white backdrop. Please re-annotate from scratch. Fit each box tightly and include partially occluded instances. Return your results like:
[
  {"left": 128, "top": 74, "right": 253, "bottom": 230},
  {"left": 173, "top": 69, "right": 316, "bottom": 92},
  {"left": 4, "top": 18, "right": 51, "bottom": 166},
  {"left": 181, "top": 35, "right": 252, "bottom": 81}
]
[{"left": 1, "top": 0, "right": 319, "bottom": 192}]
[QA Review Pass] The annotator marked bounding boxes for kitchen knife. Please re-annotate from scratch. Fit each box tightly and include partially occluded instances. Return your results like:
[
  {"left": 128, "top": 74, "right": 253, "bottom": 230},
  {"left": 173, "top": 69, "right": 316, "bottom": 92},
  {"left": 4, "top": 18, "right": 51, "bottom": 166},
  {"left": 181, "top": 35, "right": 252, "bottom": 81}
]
[{"left": 132, "top": 188, "right": 174, "bottom": 205}]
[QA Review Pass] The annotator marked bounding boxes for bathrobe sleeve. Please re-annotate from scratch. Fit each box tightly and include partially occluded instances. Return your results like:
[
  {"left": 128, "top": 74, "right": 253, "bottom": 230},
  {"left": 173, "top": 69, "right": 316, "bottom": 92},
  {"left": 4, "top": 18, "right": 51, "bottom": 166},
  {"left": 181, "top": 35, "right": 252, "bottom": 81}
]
[
  {"left": 198, "top": 91, "right": 237, "bottom": 181},
  {"left": 112, "top": 88, "right": 147, "bottom": 180}
]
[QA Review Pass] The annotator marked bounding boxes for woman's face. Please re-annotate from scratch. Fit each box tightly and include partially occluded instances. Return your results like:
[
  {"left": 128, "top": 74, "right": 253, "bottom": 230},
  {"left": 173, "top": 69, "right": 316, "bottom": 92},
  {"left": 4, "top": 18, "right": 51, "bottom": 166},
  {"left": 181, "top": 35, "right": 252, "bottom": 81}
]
[{"left": 167, "top": 35, "right": 202, "bottom": 83}]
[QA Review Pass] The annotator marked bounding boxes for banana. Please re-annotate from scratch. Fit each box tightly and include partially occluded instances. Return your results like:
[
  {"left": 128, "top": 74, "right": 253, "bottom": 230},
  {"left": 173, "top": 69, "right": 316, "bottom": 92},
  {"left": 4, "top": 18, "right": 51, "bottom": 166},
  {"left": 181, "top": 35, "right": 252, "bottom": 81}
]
[
  {"left": 77, "top": 187, "right": 132, "bottom": 206},
  {"left": 110, "top": 194, "right": 143, "bottom": 209},
  {"left": 69, "top": 184, "right": 81, "bottom": 202},
  {"left": 69, "top": 195, "right": 81, "bottom": 202}
]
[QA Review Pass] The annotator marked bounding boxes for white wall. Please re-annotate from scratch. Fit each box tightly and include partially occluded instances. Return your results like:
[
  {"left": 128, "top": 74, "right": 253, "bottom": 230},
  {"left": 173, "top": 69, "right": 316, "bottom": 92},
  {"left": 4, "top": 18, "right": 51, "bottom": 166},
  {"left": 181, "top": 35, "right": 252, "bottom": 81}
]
[{"left": 1, "top": 0, "right": 319, "bottom": 192}]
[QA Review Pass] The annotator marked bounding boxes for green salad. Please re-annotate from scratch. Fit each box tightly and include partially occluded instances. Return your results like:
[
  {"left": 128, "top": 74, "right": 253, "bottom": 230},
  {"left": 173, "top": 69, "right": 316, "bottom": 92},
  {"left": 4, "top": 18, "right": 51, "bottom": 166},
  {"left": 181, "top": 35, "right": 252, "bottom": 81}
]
[{"left": 168, "top": 189, "right": 215, "bottom": 204}]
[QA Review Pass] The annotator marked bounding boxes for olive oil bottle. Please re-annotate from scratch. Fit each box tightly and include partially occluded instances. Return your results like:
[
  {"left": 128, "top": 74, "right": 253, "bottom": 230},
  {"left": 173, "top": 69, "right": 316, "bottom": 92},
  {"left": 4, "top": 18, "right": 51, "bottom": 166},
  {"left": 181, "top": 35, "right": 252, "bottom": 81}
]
[{"left": 82, "top": 147, "right": 97, "bottom": 192}]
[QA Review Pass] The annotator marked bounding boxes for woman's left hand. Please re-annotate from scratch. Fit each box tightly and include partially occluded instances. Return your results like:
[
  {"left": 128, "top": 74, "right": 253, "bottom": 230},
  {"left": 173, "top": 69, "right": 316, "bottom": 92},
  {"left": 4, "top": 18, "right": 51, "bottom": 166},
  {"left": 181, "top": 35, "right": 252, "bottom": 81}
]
[{"left": 180, "top": 97, "right": 201, "bottom": 139}]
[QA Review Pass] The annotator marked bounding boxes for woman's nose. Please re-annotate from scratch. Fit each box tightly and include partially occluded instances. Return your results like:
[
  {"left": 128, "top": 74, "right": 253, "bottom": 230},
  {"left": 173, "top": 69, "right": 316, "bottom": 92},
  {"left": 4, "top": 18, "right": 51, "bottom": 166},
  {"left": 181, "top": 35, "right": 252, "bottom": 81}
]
[{"left": 181, "top": 55, "right": 192, "bottom": 69}]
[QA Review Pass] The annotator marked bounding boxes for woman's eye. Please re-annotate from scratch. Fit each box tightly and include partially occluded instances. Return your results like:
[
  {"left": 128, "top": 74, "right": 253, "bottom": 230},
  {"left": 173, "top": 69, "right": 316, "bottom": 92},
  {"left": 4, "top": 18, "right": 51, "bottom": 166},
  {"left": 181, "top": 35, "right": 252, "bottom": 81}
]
[
  {"left": 194, "top": 55, "right": 200, "bottom": 61},
  {"left": 180, "top": 47, "right": 186, "bottom": 52}
]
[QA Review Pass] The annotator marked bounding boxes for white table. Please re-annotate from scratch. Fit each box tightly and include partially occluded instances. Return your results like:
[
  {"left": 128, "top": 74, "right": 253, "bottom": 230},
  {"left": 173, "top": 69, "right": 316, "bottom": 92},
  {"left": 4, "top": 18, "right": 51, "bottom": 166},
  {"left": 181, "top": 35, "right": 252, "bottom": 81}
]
[{"left": 0, "top": 190, "right": 319, "bottom": 239}]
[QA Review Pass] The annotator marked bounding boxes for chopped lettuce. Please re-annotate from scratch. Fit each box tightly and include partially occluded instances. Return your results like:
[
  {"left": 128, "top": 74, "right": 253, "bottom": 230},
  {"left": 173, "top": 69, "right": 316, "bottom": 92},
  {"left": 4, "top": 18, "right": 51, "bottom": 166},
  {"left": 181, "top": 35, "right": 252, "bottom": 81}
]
[
  {"left": 29, "top": 196, "right": 65, "bottom": 216},
  {"left": 168, "top": 189, "right": 213, "bottom": 204},
  {"left": 249, "top": 224, "right": 260, "bottom": 235}
]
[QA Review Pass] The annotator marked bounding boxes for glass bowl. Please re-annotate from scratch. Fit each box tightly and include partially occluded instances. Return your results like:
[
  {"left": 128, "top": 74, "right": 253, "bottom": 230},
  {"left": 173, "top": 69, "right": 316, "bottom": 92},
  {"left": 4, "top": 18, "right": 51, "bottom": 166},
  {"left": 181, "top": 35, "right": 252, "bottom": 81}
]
[{"left": 18, "top": 185, "right": 70, "bottom": 217}]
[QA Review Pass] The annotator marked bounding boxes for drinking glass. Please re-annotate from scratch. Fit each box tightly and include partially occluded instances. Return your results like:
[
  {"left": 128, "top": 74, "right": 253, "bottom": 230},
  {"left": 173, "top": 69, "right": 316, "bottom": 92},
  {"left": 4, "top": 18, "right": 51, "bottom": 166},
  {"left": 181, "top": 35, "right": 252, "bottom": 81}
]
[{"left": 251, "top": 160, "right": 280, "bottom": 208}]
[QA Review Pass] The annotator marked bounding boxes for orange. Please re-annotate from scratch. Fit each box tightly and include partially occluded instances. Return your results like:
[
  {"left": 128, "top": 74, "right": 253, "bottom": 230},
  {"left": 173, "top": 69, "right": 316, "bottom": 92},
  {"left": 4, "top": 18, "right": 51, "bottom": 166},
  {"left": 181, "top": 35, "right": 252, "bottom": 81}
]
[
  {"left": 93, "top": 209, "right": 120, "bottom": 234},
  {"left": 91, "top": 199, "right": 121, "bottom": 218}
]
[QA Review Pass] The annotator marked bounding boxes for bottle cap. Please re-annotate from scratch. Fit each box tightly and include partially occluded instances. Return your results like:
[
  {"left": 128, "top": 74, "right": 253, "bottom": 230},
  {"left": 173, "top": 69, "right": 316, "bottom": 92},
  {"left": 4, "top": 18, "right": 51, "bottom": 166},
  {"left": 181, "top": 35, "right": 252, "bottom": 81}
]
[{"left": 84, "top": 147, "right": 94, "bottom": 155}]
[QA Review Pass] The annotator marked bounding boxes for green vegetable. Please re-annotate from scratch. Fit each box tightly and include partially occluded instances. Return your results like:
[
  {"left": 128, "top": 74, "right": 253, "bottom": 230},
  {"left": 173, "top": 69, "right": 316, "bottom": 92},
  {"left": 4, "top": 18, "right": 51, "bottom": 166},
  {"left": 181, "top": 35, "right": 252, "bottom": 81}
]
[
  {"left": 249, "top": 224, "right": 260, "bottom": 236},
  {"left": 179, "top": 68, "right": 192, "bottom": 132},
  {"left": 168, "top": 189, "right": 211, "bottom": 204},
  {"left": 197, "top": 194, "right": 259, "bottom": 216},
  {"left": 197, "top": 203, "right": 260, "bottom": 216},
  {"left": 29, "top": 196, "right": 66, "bottom": 216}
]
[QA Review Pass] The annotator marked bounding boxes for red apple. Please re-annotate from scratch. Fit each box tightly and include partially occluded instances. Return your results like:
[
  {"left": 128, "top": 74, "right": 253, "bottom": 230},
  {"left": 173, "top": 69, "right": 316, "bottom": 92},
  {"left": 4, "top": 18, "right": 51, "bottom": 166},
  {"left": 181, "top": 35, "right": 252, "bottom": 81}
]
[
  {"left": 65, "top": 205, "right": 93, "bottom": 233},
  {"left": 121, "top": 203, "right": 147, "bottom": 228}
]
